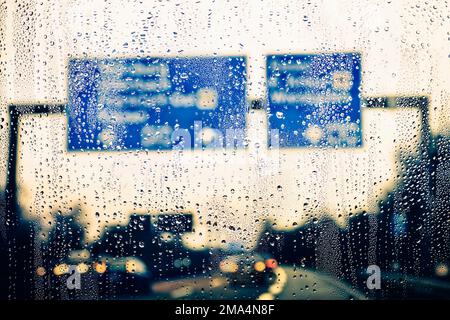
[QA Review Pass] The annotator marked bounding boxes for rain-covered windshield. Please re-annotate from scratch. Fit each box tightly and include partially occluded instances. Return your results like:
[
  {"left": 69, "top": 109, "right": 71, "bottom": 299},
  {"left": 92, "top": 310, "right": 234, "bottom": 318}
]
[{"left": 0, "top": 0, "right": 449, "bottom": 302}]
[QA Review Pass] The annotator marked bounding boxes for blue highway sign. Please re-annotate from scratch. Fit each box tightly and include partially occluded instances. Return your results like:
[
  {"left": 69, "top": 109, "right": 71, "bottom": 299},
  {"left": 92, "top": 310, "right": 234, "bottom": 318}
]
[
  {"left": 267, "top": 53, "right": 362, "bottom": 148},
  {"left": 68, "top": 56, "right": 247, "bottom": 151}
]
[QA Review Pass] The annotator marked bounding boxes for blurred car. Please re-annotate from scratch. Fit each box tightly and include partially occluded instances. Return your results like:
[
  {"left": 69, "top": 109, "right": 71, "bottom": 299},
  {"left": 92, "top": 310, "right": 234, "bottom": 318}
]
[
  {"left": 51, "top": 251, "right": 151, "bottom": 298},
  {"left": 218, "top": 253, "right": 278, "bottom": 288}
]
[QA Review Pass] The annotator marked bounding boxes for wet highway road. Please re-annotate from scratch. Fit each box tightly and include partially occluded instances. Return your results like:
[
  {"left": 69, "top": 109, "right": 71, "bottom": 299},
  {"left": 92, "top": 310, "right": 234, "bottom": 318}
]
[{"left": 148, "top": 266, "right": 366, "bottom": 300}]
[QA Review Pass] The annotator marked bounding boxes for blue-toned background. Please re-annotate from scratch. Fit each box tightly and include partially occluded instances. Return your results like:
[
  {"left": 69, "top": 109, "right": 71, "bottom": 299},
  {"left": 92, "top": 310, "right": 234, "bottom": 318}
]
[
  {"left": 68, "top": 56, "right": 247, "bottom": 151},
  {"left": 267, "top": 53, "right": 362, "bottom": 148}
]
